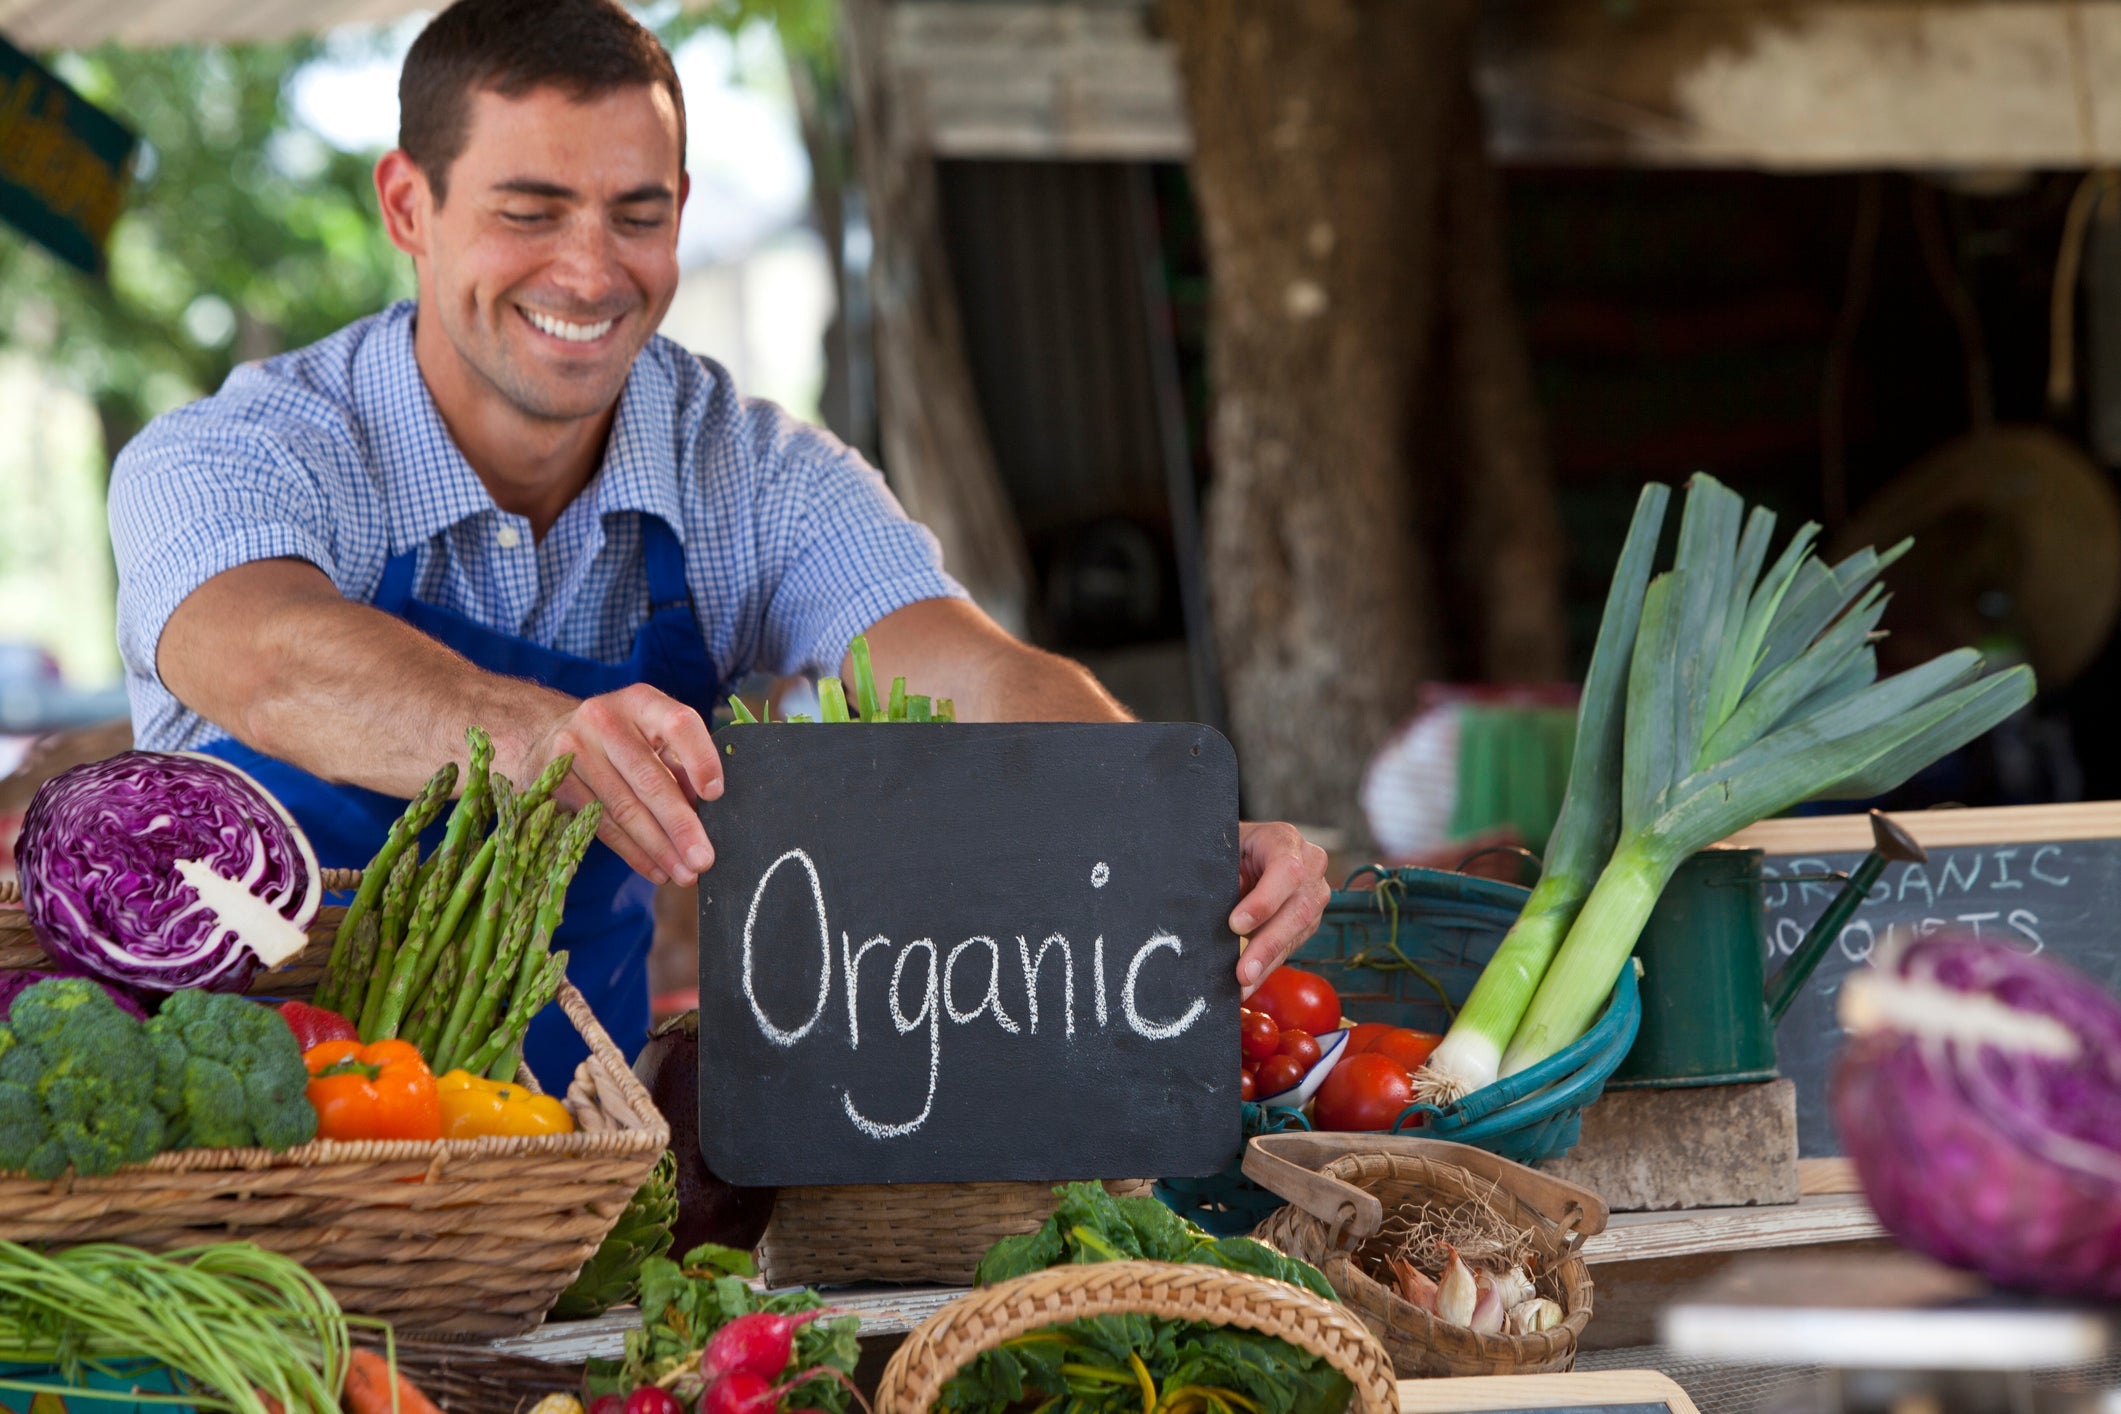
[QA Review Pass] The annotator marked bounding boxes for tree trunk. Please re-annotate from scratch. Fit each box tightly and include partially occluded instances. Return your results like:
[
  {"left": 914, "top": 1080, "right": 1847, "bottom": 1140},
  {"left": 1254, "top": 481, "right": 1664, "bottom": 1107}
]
[
  {"left": 1165, "top": 0, "right": 1564, "bottom": 841},
  {"left": 841, "top": 0, "right": 1035, "bottom": 636}
]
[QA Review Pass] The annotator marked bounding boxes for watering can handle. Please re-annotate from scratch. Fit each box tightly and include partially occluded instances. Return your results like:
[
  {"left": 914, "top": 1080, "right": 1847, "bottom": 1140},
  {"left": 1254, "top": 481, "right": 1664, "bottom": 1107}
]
[
  {"left": 1241, "top": 1132, "right": 1610, "bottom": 1244},
  {"left": 1764, "top": 809, "right": 1927, "bottom": 1025}
]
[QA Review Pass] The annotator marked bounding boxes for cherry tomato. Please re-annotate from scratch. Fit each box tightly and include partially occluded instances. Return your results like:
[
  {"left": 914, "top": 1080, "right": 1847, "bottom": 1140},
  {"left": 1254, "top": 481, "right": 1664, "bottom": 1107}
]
[
  {"left": 1312, "top": 1053, "right": 1415, "bottom": 1131},
  {"left": 1275, "top": 1028, "right": 1321, "bottom": 1069},
  {"left": 1254, "top": 1053, "right": 1307, "bottom": 1097},
  {"left": 1240, "top": 1007, "right": 1281, "bottom": 1063},
  {"left": 1371, "top": 1027, "right": 1443, "bottom": 1072},
  {"left": 1240, "top": 1067, "right": 1258, "bottom": 1102},
  {"left": 1342, "top": 1021, "right": 1393, "bottom": 1055},
  {"left": 1250, "top": 967, "right": 1341, "bottom": 1037}
]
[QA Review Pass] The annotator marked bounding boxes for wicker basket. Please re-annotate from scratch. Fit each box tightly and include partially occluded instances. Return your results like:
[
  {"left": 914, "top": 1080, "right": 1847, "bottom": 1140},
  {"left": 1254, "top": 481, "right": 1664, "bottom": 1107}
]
[
  {"left": 1247, "top": 1133, "right": 1604, "bottom": 1378},
  {"left": 0, "top": 872, "right": 669, "bottom": 1339},
  {"left": 757, "top": 1178, "right": 1153, "bottom": 1287},
  {"left": 876, "top": 1259, "right": 1399, "bottom": 1414},
  {"left": 352, "top": 1332, "right": 583, "bottom": 1414}
]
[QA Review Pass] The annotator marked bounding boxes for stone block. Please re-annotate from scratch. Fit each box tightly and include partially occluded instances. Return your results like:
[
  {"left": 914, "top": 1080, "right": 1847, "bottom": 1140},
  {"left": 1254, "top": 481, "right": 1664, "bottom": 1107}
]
[{"left": 1538, "top": 1078, "right": 1800, "bottom": 1212}]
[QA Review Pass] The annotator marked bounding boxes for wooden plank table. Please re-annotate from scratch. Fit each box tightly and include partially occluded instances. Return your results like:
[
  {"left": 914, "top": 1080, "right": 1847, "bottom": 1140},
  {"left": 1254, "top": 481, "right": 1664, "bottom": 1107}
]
[{"left": 488, "top": 1191, "right": 1889, "bottom": 1363}]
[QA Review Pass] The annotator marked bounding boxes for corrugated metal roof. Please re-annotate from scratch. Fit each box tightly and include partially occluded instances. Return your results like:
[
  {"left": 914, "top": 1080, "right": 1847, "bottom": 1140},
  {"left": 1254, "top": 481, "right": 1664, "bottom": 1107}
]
[{"left": 0, "top": 0, "right": 434, "bottom": 49}]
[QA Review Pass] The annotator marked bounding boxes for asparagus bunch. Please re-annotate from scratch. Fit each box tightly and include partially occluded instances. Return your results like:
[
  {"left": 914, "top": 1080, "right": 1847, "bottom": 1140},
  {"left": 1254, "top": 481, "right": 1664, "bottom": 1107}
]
[
  {"left": 724, "top": 633, "right": 956, "bottom": 725},
  {"left": 317, "top": 727, "right": 601, "bottom": 1079}
]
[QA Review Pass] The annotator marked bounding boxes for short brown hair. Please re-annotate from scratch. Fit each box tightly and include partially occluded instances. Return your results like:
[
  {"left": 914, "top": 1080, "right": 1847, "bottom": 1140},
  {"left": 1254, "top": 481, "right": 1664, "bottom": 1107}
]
[{"left": 398, "top": 0, "right": 685, "bottom": 203}]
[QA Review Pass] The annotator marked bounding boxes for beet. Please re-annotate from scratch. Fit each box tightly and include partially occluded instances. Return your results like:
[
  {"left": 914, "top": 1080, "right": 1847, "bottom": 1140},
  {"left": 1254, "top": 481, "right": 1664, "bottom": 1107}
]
[{"left": 634, "top": 1010, "right": 776, "bottom": 1254}]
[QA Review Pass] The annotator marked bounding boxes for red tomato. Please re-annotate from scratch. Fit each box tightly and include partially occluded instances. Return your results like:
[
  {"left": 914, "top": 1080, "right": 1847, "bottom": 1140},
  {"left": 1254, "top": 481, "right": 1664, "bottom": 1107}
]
[
  {"left": 1372, "top": 1028, "right": 1442, "bottom": 1072},
  {"left": 1254, "top": 1054, "right": 1308, "bottom": 1097},
  {"left": 1240, "top": 1008, "right": 1281, "bottom": 1063},
  {"left": 1240, "top": 1068, "right": 1258, "bottom": 1102},
  {"left": 1342, "top": 1022, "right": 1393, "bottom": 1055},
  {"left": 1275, "top": 1028, "right": 1321, "bottom": 1069},
  {"left": 1250, "top": 967, "right": 1341, "bottom": 1037},
  {"left": 1312, "top": 1053, "right": 1415, "bottom": 1132}
]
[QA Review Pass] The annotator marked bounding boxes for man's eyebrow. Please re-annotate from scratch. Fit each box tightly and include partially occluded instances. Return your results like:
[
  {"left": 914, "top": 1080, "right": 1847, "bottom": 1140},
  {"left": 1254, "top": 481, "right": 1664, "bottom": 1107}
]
[{"left": 490, "top": 179, "right": 674, "bottom": 204}]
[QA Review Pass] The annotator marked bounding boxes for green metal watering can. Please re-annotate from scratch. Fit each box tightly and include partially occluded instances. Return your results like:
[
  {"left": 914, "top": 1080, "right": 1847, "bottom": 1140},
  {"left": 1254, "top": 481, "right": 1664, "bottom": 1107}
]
[{"left": 1608, "top": 810, "right": 1927, "bottom": 1088}]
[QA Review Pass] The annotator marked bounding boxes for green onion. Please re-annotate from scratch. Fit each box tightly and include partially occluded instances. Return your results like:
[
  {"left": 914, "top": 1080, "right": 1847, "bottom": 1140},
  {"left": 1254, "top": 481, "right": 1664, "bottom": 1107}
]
[
  {"left": 1415, "top": 482, "right": 1670, "bottom": 1102},
  {"left": 907, "top": 694, "right": 933, "bottom": 723},
  {"left": 850, "top": 636, "right": 884, "bottom": 722},
  {"left": 1496, "top": 474, "right": 2035, "bottom": 1075},
  {"left": 819, "top": 677, "right": 852, "bottom": 723},
  {"left": 727, "top": 695, "right": 759, "bottom": 725},
  {"left": 888, "top": 677, "right": 909, "bottom": 722}
]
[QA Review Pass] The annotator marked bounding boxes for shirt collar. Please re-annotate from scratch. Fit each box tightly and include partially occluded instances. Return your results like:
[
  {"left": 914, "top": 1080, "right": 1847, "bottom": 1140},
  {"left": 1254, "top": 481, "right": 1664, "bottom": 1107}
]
[{"left": 357, "top": 301, "right": 686, "bottom": 552}]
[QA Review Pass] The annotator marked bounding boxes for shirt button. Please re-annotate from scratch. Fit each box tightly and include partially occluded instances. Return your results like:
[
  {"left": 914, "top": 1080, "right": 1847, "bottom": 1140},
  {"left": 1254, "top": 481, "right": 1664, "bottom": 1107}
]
[{"left": 497, "top": 525, "right": 522, "bottom": 549}]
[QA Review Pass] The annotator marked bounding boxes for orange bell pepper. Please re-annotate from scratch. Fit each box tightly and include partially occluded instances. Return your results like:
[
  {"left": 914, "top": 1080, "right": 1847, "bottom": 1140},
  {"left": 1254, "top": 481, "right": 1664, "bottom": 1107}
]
[{"left": 303, "top": 1038, "right": 443, "bottom": 1142}]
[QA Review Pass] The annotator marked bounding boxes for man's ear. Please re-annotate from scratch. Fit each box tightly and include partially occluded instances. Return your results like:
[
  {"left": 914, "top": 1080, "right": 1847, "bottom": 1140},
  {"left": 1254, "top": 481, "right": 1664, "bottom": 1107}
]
[
  {"left": 675, "top": 170, "right": 690, "bottom": 231},
  {"left": 375, "top": 149, "right": 432, "bottom": 260}
]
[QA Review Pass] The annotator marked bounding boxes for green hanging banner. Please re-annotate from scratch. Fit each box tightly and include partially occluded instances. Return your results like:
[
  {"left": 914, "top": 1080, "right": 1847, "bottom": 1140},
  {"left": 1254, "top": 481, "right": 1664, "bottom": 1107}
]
[{"left": 0, "top": 35, "right": 137, "bottom": 275}]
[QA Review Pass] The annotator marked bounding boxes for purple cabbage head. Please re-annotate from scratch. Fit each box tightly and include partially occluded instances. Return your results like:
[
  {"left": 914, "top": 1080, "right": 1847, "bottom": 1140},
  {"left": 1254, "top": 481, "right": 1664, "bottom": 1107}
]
[
  {"left": 1832, "top": 932, "right": 2121, "bottom": 1299},
  {"left": 0, "top": 969, "right": 145, "bottom": 1021},
  {"left": 16, "top": 751, "right": 321, "bottom": 994}
]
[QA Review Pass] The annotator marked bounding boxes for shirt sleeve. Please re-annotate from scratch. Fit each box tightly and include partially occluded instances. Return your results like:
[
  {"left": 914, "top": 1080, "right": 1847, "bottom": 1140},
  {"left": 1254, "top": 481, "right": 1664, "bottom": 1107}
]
[
  {"left": 108, "top": 406, "right": 345, "bottom": 693},
  {"left": 744, "top": 408, "right": 970, "bottom": 680}
]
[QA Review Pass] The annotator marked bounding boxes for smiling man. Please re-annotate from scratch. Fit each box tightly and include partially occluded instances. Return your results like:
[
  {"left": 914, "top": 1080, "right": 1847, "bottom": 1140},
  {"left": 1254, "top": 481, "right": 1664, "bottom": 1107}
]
[{"left": 107, "top": 0, "right": 1329, "bottom": 1084}]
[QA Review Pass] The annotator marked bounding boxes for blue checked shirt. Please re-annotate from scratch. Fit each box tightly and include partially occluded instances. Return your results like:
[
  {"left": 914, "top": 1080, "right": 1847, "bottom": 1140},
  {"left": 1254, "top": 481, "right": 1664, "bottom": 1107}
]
[{"left": 110, "top": 300, "right": 966, "bottom": 750}]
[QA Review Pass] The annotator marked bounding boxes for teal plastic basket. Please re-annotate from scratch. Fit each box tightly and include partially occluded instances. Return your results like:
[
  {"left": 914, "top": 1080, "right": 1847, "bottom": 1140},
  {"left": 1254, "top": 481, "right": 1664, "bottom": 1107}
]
[{"left": 1156, "top": 866, "right": 1640, "bottom": 1236}]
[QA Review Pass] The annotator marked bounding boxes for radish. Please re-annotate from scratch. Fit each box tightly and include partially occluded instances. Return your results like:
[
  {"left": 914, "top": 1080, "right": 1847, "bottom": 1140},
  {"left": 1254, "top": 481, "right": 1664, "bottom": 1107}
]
[
  {"left": 700, "top": 1373, "right": 775, "bottom": 1414},
  {"left": 626, "top": 1388, "right": 683, "bottom": 1414},
  {"left": 703, "top": 1310, "right": 824, "bottom": 1382}
]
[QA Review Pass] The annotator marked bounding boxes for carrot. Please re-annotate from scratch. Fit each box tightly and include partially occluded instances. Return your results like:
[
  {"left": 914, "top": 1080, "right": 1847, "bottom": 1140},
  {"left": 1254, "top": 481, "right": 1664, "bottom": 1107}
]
[{"left": 344, "top": 1348, "right": 445, "bottom": 1414}]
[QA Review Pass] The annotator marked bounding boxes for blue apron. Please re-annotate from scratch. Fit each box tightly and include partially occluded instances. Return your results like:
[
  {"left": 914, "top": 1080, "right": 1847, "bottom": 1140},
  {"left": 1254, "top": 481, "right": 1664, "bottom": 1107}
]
[{"left": 201, "top": 515, "right": 718, "bottom": 1088}]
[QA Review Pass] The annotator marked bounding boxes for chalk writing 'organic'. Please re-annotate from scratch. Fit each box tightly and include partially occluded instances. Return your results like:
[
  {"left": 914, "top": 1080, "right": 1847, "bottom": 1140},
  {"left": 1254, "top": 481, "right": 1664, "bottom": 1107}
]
[{"left": 738, "top": 849, "right": 1206, "bottom": 1141}]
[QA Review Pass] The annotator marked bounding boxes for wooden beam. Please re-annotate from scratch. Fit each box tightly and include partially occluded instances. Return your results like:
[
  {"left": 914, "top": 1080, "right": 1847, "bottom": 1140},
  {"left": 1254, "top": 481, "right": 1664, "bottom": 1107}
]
[
  {"left": 889, "top": 0, "right": 2121, "bottom": 170},
  {"left": 1724, "top": 800, "right": 2121, "bottom": 854}
]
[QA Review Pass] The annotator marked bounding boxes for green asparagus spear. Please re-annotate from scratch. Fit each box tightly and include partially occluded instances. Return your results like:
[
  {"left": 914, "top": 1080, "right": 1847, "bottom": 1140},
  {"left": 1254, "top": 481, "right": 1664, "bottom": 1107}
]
[
  {"left": 850, "top": 636, "right": 883, "bottom": 722},
  {"left": 463, "top": 950, "right": 568, "bottom": 1078},
  {"left": 323, "top": 911, "right": 382, "bottom": 1016},
  {"left": 434, "top": 800, "right": 556, "bottom": 1070},
  {"left": 818, "top": 677, "right": 851, "bottom": 723},
  {"left": 323, "top": 762, "right": 454, "bottom": 998},
  {"left": 356, "top": 847, "right": 421, "bottom": 1038},
  {"left": 516, "top": 754, "right": 573, "bottom": 818},
  {"left": 888, "top": 676, "right": 908, "bottom": 722},
  {"left": 489, "top": 803, "right": 601, "bottom": 1056},
  {"left": 380, "top": 828, "right": 498, "bottom": 1032}
]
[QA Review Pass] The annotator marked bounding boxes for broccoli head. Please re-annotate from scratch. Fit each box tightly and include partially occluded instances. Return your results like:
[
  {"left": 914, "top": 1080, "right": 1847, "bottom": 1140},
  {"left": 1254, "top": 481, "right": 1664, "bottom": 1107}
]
[
  {"left": 0, "top": 977, "right": 162, "bottom": 1179},
  {"left": 146, "top": 989, "right": 318, "bottom": 1152}
]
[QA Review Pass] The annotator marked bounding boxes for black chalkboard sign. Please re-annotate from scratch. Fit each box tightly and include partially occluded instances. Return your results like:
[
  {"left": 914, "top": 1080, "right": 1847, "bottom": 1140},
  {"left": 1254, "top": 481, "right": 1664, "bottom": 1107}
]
[
  {"left": 693, "top": 722, "right": 1242, "bottom": 1187},
  {"left": 1730, "top": 805, "right": 2121, "bottom": 1155}
]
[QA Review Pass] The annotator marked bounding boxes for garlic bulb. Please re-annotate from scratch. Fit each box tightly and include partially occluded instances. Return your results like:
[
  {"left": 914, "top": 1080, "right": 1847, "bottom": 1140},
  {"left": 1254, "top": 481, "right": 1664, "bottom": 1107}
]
[
  {"left": 1505, "top": 1297, "right": 1565, "bottom": 1335},
  {"left": 1494, "top": 1266, "right": 1536, "bottom": 1309}
]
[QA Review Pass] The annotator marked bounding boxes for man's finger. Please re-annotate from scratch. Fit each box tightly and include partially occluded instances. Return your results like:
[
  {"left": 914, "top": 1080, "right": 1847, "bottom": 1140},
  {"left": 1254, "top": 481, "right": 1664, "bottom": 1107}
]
[
  {"left": 638, "top": 693, "right": 724, "bottom": 802},
  {"left": 608, "top": 723, "right": 715, "bottom": 877},
  {"left": 1237, "top": 875, "right": 1332, "bottom": 997},
  {"left": 569, "top": 747, "right": 690, "bottom": 886},
  {"left": 1230, "top": 826, "right": 1317, "bottom": 935}
]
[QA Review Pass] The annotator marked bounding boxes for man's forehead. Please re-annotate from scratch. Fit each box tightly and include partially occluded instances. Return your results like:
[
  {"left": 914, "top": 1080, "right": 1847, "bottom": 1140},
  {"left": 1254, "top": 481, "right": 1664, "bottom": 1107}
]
[{"left": 457, "top": 82, "right": 681, "bottom": 177}]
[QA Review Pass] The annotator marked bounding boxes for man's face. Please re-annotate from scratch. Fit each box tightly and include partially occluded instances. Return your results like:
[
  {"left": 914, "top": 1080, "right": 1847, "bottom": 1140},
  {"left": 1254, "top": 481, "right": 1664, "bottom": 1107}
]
[{"left": 415, "top": 83, "right": 685, "bottom": 423}]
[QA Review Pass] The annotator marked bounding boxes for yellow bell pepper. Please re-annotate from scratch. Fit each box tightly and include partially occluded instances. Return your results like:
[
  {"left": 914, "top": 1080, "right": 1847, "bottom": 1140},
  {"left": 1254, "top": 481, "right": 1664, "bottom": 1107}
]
[{"left": 435, "top": 1069, "right": 576, "bottom": 1138}]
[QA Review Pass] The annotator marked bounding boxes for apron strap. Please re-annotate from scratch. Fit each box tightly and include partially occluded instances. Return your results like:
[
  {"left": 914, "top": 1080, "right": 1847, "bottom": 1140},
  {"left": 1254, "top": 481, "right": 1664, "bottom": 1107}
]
[
  {"left": 374, "top": 546, "right": 421, "bottom": 615},
  {"left": 641, "top": 516, "right": 692, "bottom": 615}
]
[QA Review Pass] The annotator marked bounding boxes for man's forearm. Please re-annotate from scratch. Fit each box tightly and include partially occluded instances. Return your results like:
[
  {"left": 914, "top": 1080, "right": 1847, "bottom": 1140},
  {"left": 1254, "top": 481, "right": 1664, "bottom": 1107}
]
[
  {"left": 854, "top": 597, "right": 1133, "bottom": 725},
  {"left": 159, "top": 559, "right": 572, "bottom": 796}
]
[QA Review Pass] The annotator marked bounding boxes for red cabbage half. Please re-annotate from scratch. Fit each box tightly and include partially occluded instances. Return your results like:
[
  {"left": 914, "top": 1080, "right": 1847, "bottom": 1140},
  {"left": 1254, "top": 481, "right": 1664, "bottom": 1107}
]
[
  {"left": 1832, "top": 933, "right": 2121, "bottom": 1299},
  {"left": 16, "top": 751, "right": 321, "bottom": 994}
]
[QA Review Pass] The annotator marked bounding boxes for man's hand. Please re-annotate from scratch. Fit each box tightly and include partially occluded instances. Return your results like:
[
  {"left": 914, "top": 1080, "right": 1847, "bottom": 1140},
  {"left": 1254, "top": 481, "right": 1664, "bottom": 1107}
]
[
  {"left": 515, "top": 683, "right": 724, "bottom": 887},
  {"left": 1231, "top": 821, "right": 1330, "bottom": 998}
]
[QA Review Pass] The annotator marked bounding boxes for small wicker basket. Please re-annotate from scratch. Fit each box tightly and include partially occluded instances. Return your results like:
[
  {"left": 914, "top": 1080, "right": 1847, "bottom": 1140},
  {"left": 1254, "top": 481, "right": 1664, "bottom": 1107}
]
[
  {"left": 876, "top": 1259, "right": 1399, "bottom": 1414},
  {"left": 0, "top": 871, "right": 669, "bottom": 1339},
  {"left": 756, "top": 1178, "right": 1153, "bottom": 1287},
  {"left": 1247, "top": 1133, "right": 1605, "bottom": 1378}
]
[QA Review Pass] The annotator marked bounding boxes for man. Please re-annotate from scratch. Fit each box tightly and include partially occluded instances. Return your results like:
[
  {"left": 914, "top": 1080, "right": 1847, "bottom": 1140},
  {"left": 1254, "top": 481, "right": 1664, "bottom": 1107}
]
[{"left": 109, "top": 0, "right": 1329, "bottom": 1083}]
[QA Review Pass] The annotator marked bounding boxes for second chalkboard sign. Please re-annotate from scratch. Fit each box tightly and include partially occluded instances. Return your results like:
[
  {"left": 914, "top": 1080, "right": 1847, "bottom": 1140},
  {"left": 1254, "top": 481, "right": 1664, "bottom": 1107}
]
[
  {"left": 1727, "top": 803, "right": 2121, "bottom": 1155},
  {"left": 694, "top": 722, "right": 1243, "bottom": 1187}
]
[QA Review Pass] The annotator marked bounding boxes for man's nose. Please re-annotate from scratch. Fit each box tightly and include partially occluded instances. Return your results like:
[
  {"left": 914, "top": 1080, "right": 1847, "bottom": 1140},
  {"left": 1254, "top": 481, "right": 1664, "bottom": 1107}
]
[{"left": 549, "top": 215, "right": 623, "bottom": 305}]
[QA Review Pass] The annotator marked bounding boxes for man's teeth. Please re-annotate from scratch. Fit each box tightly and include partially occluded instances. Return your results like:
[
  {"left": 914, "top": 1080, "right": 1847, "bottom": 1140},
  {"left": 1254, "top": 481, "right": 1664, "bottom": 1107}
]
[{"left": 524, "top": 308, "right": 615, "bottom": 342}]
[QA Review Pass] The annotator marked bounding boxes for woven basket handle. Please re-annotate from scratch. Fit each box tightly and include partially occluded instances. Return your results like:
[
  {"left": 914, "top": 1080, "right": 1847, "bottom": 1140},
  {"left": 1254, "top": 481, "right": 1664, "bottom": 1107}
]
[
  {"left": 1243, "top": 1132, "right": 1609, "bottom": 1242},
  {"left": 876, "top": 1260, "right": 1398, "bottom": 1414}
]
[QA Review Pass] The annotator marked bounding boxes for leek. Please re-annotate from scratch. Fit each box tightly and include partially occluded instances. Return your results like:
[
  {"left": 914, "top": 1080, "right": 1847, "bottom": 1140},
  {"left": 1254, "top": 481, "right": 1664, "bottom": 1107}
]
[
  {"left": 1497, "top": 474, "right": 2036, "bottom": 1075},
  {"left": 1414, "top": 482, "right": 1671, "bottom": 1102}
]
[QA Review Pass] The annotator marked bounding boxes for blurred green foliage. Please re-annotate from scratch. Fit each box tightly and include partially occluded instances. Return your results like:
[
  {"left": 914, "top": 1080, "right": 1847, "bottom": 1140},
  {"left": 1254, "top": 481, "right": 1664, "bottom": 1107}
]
[{"left": 0, "top": 1, "right": 838, "bottom": 466}]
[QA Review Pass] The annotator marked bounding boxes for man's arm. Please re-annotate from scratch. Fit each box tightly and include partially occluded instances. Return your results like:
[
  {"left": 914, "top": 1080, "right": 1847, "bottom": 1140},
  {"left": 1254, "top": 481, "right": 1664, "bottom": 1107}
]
[
  {"left": 158, "top": 558, "right": 723, "bottom": 886},
  {"left": 854, "top": 598, "right": 1328, "bottom": 992}
]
